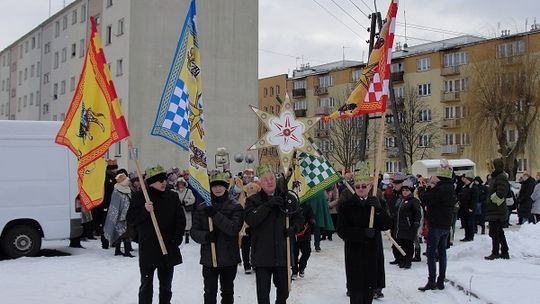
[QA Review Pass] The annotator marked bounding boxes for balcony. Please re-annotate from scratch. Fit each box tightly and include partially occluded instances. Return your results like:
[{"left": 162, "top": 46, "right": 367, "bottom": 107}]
[
  {"left": 315, "top": 106, "right": 332, "bottom": 116},
  {"left": 441, "top": 144, "right": 459, "bottom": 155},
  {"left": 386, "top": 146, "right": 400, "bottom": 158},
  {"left": 390, "top": 71, "right": 404, "bottom": 82},
  {"left": 441, "top": 91, "right": 461, "bottom": 102},
  {"left": 315, "top": 129, "right": 329, "bottom": 137},
  {"left": 292, "top": 88, "right": 306, "bottom": 98},
  {"left": 294, "top": 109, "right": 307, "bottom": 117},
  {"left": 441, "top": 118, "right": 461, "bottom": 129},
  {"left": 314, "top": 85, "right": 328, "bottom": 96},
  {"left": 441, "top": 66, "right": 461, "bottom": 76},
  {"left": 505, "top": 55, "right": 523, "bottom": 65}
]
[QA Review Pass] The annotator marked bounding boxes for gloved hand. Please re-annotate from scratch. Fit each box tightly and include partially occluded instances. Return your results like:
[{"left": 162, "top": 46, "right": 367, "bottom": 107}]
[
  {"left": 204, "top": 205, "right": 217, "bottom": 218},
  {"left": 206, "top": 230, "right": 217, "bottom": 243},
  {"left": 367, "top": 198, "right": 382, "bottom": 211},
  {"left": 283, "top": 227, "right": 296, "bottom": 238},
  {"left": 364, "top": 228, "right": 376, "bottom": 238}
]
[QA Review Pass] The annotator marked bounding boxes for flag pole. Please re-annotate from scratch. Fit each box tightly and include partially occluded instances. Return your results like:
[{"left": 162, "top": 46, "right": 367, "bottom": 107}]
[
  {"left": 128, "top": 140, "right": 168, "bottom": 255},
  {"left": 208, "top": 216, "right": 218, "bottom": 267}
]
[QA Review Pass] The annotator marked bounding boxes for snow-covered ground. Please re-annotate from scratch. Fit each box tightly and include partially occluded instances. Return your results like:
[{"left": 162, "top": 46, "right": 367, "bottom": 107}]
[{"left": 1, "top": 218, "right": 539, "bottom": 304}]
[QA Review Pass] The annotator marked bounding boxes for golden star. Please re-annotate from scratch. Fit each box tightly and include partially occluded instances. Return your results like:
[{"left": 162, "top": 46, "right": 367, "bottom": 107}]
[{"left": 249, "top": 94, "right": 320, "bottom": 173}]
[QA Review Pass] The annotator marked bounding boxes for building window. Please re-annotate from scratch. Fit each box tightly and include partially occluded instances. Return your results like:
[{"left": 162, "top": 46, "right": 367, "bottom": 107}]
[
  {"left": 107, "top": 0, "right": 113, "bottom": 7},
  {"left": 517, "top": 158, "right": 528, "bottom": 172},
  {"left": 116, "top": 59, "right": 123, "bottom": 76},
  {"left": 53, "top": 114, "right": 57, "bottom": 121},
  {"left": 416, "top": 57, "right": 431, "bottom": 71},
  {"left": 0, "top": 104, "right": 3, "bottom": 115},
  {"left": 25, "top": 41, "right": 29, "bottom": 53},
  {"left": 496, "top": 40, "right": 526, "bottom": 58},
  {"left": 294, "top": 100, "right": 307, "bottom": 110},
  {"left": 19, "top": 45, "right": 23, "bottom": 59},
  {"left": 81, "top": 5, "right": 87, "bottom": 22},
  {"left": 72, "top": 10, "right": 77, "bottom": 24},
  {"left": 23, "top": 95, "right": 27, "bottom": 107},
  {"left": 18, "top": 98, "right": 21, "bottom": 112},
  {"left": 60, "top": 80, "right": 66, "bottom": 95},
  {"left": 94, "top": 14, "right": 101, "bottom": 25},
  {"left": 37, "top": 62, "right": 41, "bottom": 75},
  {"left": 36, "top": 91, "right": 40, "bottom": 106},
  {"left": 43, "top": 73, "right": 50, "bottom": 84},
  {"left": 62, "top": 15, "right": 68, "bottom": 30},
  {"left": 53, "top": 83, "right": 58, "bottom": 99},
  {"left": 444, "top": 106, "right": 465, "bottom": 119},
  {"left": 70, "top": 76, "right": 76, "bottom": 92},
  {"left": 79, "top": 39, "right": 85, "bottom": 57},
  {"left": 30, "top": 93, "right": 34, "bottom": 105},
  {"left": 117, "top": 18, "right": 124, "bottom": 36},
  {"left": 417, "top": 83, "right": 431, "bottom": 96},
  {"left": 385, "top": 161, "right": 401, "bottom": 173},
  {"left": 418, "top": 134, "right": 432, "bottom": 147},
  {"left": 61, "top": 48, "right": 67, "bottom": 62},
  {"left": 43, "top": 103, "right": 49, "bottom": 114},
  {"left": 263, "top": 88, "right": 268, "bottom": 97},
  {"left": 318, "top": 75, "right": 334, "bottom": 88},
  {"left": 106, "top": 25, "right": 112, "bottom": 45},
  {"left": 30, "top": 64, "right": 35, "bottom": 77},
  {"left": 418, "top": 109, "right": 432, "bottom": 122},
  {"left": 276, "top": 85, "right": 280, "bottom": 95},
  {"left": 318, "top": 97, "right": 335, "bottom": 107},
  {"left": 394, "top": 86, "right": 404, "bottom": 98},
  {"left": 270, "top": 86, "right": 274, "bottom": 96},
  {"left": 443, "top": 51, "right": 468, "bottom": 67},
  {"left": 71, "top": 43, "right": 76, "bottom": 57},
  {"left": 54, "top": 52, "right": 59, "bottom": 69},
  {"left": 60, "top": 113, "right": 65, "bottom": 120},
  {"left": 351, "top": 69, "right": 362, "bottom": 82},
  {"left": 444, "top": 78, "right": 468, "bottom": 92},
  {"left": 44, "top": 42, "right": 51, "bottom": 54},
  {"left": 1, "top": 80, "right": 4, "bottom": 91},
  {"left": 293, "top": 80, "right": 306, "bottom": 89},
  {"left": 31, "top": 37, "right": 36, "bottom": 49},
  {"left": 18, "top": 71, "right": 22, "bottom": 85},
  {"left": 24, "top": 68, "right": 27, "bottom": 80},
  {"left": 506, "top": 129, "right": 517, "bottom": 143}
]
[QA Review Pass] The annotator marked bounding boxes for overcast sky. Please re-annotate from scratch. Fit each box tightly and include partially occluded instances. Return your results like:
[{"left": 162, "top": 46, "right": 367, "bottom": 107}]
[{"left": 1, "top": 0, "right": 538, "bottom": 78}]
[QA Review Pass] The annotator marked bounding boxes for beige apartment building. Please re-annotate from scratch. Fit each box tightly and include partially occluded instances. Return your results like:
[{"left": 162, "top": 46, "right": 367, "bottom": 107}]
[
  {"left": 259, "top": 28, "right": 540, "bottom": 179},
  {"left": 0, "top": 0, "right": 258, "bottom": 173}
]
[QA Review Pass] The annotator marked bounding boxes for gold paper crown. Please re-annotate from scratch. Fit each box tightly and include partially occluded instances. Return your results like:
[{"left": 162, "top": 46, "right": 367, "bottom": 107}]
[
  {"left": 353, "top": 161, "right": 371, "bottom": 183},
  {"left": 256, "top": 164, "right": 273, "bottom": 177},
  {"left": 145, "top": 165, "right": 166, "bottom": 179}
]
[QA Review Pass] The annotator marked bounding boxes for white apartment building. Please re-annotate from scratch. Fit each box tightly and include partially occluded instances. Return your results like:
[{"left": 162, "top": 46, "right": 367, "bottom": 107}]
[{"left": 0, "top": 0, "right": 258, "bottom": 172}]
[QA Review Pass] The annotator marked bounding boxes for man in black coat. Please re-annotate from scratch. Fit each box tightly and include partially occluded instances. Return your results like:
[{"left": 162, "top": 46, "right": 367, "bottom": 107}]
[
  {"left": 337, "top": 165, "right": 392, "bottom": 304},
  {"left": 418, "top": 164, "right": 456, "bottom": 291},
  {"left": 291, "top": 202, "right": 315, "bottom": 279},
  {"left": 244, "top": 164, "right": 304, "bottom": 304},
  {"left": 191, "top": 172, "right": 243, "bottom": 304},
  {"left": 518, "top": 172, "right": 536, "bottom": 224},
  {"left": 127, "top": 166, "right": 186, "bottom": 304},
  {"left": 459, "top": 176, "right": 479, "bottom": 241}
]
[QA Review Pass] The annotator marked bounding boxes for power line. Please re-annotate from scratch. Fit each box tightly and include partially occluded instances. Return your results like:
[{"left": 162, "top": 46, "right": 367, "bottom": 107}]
[
  {"left": 330, "top": 0, "right": 370, "bottom": 31},
  {"left": 259, "top": 48, "right": 328, "bottom": 63},
  {"left": 358, "top": 0, "right": 374, "bottom": 13},
  {"left": 396, "top": 22, "right": 480, "bottom": 37},
  {"left": 347, "top": 0, "right": 370, "bottom": 18},
  {"left": 311, "top": 0, "right": 364, "bottom": 38}
]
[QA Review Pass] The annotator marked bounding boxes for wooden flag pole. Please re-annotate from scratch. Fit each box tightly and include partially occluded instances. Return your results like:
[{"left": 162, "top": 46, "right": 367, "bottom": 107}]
[
  {"left": 286, "top": 213, "right": 292, "bottom": 292},
  {"left": 128, "top": 140, "right": 168, "bottom": 255},
  {"left": 208, "top": 216, "right": 218, "bottom": 267},
  {"left": 370, "top": 111, "right": 387, "bottom": 228}
]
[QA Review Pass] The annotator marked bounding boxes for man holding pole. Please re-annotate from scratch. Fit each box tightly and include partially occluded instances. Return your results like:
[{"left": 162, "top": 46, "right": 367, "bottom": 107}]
[
  {"left": 127, "top": 165, "right": 186, "bottom": 304},
  {"left": 244, "top": 164, "right": 304, "bottom": 304}
]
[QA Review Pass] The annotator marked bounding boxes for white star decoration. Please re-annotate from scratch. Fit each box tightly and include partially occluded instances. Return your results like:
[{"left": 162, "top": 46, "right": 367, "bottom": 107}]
[{"left": 249, "top": 94, "right": 320, "bottom": 173}]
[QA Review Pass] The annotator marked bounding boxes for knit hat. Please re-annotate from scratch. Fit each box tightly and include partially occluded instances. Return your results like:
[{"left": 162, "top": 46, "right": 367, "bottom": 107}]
[
  {"left": 353, "top": 162, "right": 372, "bottom": 183},
  {"left": 210, "top": 172, "right": 230, "bottom": 188},
  {"left": 145, "top": 165, "right": 167, "bottom": 185},
  {"left": 256, "top": 164, "right": 273, "bottom": 177}
]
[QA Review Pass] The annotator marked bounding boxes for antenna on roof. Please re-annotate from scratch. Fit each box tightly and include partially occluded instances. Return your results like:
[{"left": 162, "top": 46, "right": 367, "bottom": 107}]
[{"left": 403, "top": 10, "right": 409, "bottom": 48}]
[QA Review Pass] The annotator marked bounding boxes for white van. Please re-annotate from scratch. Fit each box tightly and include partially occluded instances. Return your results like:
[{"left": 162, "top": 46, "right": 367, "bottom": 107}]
[
  {"left": 0, "top": 120, "right": 82, "bottom": 258},
  {"left": 411, "top": 159, "right": 476, "bottom": 178}
]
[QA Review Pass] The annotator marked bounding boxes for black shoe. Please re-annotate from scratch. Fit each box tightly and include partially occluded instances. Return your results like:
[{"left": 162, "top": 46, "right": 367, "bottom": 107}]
[
  {"left": 315, "top": 247, "right": 321, "bottom": 252},
  {"left": 403, "top": 261, "right": 411, "bottom": 269},
  {"left": 123, "top": 252, "right": 135, "bottom": 258},
  {"left": 115, "top": 250, "right": 123, "bottom": 256},
  {"left": 484, "top": 253, "right": 500, "bottom": 260},
  {"left": 346, "top": 291, "right": 350, "bottom": 297},
  {"left": 500, "top": 252, "right": 510, "bottom": 259},
  {"left": 373, "top": 290, "right": 384, "bottom": 299},
  {"left": 389, "top": 260, "right": 400, "bottom": 265},
  {"left": 418, "top": 282, "right": 437, "bottom": 291},
  {"left": 436, "top": 278, "right": 445, "bottom": 290},
  {"left": 460, "top": 238, "right": 472, "bottom": 242}
]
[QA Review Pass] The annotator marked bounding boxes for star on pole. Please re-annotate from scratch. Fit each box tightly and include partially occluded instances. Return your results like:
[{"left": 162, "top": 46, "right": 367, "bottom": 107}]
[{"left": 249, "top": 94, "right": 320, "bottom": 173}]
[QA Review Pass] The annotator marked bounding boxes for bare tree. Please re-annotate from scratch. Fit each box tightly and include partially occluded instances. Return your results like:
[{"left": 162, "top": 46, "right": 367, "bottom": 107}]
[
  {"left": 320, "top": 115, "right": 365, "bottom": 170},
  {"left": 390, "top": 86, "right": 441, "bottom": 167},
  {"left": 462, "top": 54, "right": 540, "bottom": 180}
]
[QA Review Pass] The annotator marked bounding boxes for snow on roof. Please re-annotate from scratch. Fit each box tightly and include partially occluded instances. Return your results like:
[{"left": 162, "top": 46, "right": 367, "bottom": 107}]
[
  {"left": 393, "top": 35, "right": 485, "bottom": 59},
  {"left": 292, "top": 60, "right": 363, "bottom": 79},
  {"left": 413, "top": 159, "right": 476, "bottom": 168}
]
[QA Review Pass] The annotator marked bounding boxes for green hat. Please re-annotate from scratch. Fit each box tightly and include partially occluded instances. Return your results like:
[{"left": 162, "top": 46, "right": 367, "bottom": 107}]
[
  {"left": 210, "top": 172, "right": 230, "bottom": 188},
  {"left": 353, "top": 161, "right": 372, "bottom": 183},
  {"left": 145, "top": 165, "right": 167, "bottom": 184},
  {"left": 436, "top": 160, "right": 453, "bottom": 179},
  {"left": 256, "top": 163, "right": 273, "bottom": 177}
]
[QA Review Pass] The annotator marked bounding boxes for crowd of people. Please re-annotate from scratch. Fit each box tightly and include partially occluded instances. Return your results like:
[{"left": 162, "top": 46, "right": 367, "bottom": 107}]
[{"left": 69, "top": 157, "right": 538, "bottom": 304}]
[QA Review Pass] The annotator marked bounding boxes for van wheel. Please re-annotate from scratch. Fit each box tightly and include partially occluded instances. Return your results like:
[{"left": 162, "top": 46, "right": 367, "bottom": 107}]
[{"left": 1, "top": 225, "right": 42, "bottom": 258}]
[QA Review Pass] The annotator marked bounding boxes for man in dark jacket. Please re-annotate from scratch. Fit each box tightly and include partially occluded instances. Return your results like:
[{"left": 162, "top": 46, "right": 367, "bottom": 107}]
[
  {"left": 459, "top": 175, "right": 479, "bottom": 241},
  {"left": 418, "top": 163, "right": 456, "bottom": 291},
  {"left": 337, "top": 163, "right": 392, "bottom": 304},
  {"left": 518, "top": 172, "right": 536, "bottom": 224},
  {"left": 127, "top": 166, "right": 186, "bottom": 304},
  {"left": 191, "top": 172, "right": 243, "bottom": 304},
  {"left": 292, "top": 201, "right": 315, "bottom": 279},
  {"left": 244, "top": 164, "right": 304, "bottom": 304},
  {"left": 485, "top": 158, "right": 510, "bottom": 260}
]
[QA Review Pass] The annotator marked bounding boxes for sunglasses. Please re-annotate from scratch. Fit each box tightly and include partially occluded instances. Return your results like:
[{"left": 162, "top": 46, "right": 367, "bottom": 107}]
[{"left": 354, "top": 184, "right": 369, "bottom": 189}]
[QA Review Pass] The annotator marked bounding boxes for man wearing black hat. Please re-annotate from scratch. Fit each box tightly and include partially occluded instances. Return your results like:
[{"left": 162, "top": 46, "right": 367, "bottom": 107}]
[
  {"left": 191, "top": 172, "right": 243, "bottom": 304},
  {"left": 127, "top": 165, "right": 186, "bottom": 304}
]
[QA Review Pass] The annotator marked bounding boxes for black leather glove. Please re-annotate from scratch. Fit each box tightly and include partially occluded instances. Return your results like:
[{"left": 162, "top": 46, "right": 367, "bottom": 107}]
[
  {"left": 206, "top": 230, "right": 217, "bottom": 243},
  {"left": 204, "top": 205, "right": 217, "bottom": 218},
  {"left": 283, "top": 227, "right": 296, "bottom": 238},
  {"left": 367, "top": 198, "right": 382, "bottom": 211},
  {"left": 364, "top": 228, "right": 376, "bottom": 238}
]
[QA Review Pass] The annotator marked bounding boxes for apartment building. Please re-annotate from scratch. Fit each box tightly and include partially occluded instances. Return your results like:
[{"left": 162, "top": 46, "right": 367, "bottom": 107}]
[
  {"left": 259, "top": 28, "right": 540, "bottom": 178},
  {"left": 0, "top": 0, "right": 258, "bottom": 173}
]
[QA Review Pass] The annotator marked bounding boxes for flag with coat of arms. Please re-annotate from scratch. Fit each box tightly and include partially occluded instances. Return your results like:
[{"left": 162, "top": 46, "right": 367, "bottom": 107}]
[{"left": 151, "top": 0, "right": 211, "bottom": 205}]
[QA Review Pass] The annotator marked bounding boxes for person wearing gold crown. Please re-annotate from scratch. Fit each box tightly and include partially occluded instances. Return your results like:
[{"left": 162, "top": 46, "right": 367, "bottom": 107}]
[
  {"left": 244, "top": 164, "right": 304, "bottom": 304},
  {"left": 191, "top": 171, "right": 244, "bottom": 304},
  {"left": 127, "top": 165, "right": 186, "bottom": 304},
  {"left": 417, "top": 160, "right": 457, "bottom": 291},
  {"left": 337, "top": 162, "right": 392, "bottom": 304}
]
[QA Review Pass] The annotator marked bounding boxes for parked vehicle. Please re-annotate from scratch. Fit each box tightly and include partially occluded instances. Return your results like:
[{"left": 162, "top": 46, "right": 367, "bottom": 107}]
[
  {"left": 0, "top": 120, "right": 82, "bottom": 258},
  {"left": 411, "top": 159, "right": 476, "bottom": 178}
]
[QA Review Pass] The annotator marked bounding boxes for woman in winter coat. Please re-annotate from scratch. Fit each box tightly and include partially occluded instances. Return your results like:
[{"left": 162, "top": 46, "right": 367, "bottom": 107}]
[
  {"left": 529, "top": 177, "right": 540, "bottom": 224},
  {"left": 392, "top": 181, "right": 422, "bottom": 269},
  {"left": 191, "top": 172, "right": 244, "bottom": 304},
  {"left": 103, "top": 173, "right": 134, "bottom": 257},
  {"left": 484, "top": 158, "right": 510, "bottom": 260},
  {"left": 176, "top": 177, "right": 195, "bottom": 244}
]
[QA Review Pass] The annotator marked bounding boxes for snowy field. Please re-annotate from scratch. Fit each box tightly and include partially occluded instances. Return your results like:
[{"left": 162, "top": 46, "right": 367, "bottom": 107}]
[{"left": 1, "top": 218, "right": 539, "bottom": 304}]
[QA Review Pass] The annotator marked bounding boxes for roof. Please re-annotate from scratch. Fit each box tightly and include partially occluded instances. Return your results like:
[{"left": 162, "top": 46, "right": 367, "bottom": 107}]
[
  {"left": 393, "top": 35, "right": 485, "bottom": 59},
  {"left": 292, "top": 60, "right": 363, "bottom": 79},
  {"left": 412, "top": 159, "right": 476, "bottom": 169}
]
